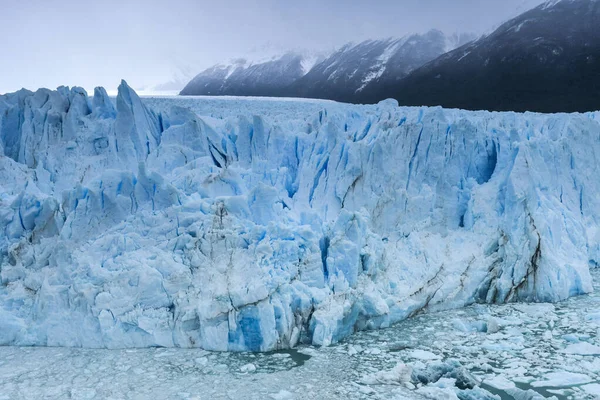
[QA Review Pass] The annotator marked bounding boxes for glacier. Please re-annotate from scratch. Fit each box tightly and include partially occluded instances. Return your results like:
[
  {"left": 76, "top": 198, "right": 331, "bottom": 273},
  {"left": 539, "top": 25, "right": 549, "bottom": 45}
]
[{"left": 0, "top": 80, "right": 598, "bottom": 352}]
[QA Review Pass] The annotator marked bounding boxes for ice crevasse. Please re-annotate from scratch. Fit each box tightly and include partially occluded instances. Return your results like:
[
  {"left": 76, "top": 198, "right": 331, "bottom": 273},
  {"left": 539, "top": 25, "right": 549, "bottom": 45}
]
[{"left": 0, "top": 80, "right": 598, "bottom": 351}]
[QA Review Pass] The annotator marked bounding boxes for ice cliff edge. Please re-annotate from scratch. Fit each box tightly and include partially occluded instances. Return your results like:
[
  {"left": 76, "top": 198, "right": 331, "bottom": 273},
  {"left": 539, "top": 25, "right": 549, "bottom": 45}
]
[{"left": 0, "top": 81, "right": 597, "bottom": 351}]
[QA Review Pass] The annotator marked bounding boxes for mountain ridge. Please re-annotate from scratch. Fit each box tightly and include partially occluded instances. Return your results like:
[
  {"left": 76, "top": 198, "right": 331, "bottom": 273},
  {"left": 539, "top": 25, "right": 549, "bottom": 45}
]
[
  {"left": 382, "top": 0, "right": 600, "bottom": 112},
  {"left": 181, "top": 0, "right": 600, "bottom": 113},
  {"left": 180, "top": 30, "right": 476, "bottom": 101}
]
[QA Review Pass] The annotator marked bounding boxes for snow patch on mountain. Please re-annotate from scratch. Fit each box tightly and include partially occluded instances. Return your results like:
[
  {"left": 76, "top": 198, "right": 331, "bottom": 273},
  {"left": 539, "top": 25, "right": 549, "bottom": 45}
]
[
  {"left": 444, "top": 32, "right": 479, "bottom": 53},
  {"left": 356, "top": 38, "right": 406, "bottom": 92},
  {"left": 542, "top": 0, "right": 564, "bottom": 10}
]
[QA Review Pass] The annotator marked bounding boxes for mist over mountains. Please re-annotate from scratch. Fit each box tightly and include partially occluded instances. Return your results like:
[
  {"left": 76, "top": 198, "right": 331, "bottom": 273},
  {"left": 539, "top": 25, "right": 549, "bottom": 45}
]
[{"left": 180, "top": 30, "right": 476, "bottom": 102}]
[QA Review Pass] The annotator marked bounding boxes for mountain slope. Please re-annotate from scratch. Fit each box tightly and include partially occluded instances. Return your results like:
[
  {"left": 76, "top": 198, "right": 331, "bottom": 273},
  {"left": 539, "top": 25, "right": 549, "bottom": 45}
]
[
  {"left": 180, "top": 53, "right": 312, "bottom": 97},
  {"left": 290, "top": 30, "right": 474, "bottom": 103},
  {"left": 180, "top": 31, "right": 474, "bottom": 101},
  {"left": 383, "top": 0, "right": 600, "bottom": 112}
]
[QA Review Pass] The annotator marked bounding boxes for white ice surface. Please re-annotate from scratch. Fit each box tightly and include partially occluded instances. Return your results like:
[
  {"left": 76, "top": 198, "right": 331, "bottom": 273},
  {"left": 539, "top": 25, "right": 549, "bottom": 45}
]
[
  {"left": 531, "top": 371, "right": 593, "bottom": 387},
  {"left": 582, "top": 383, "right": 600, "bottom": 397},
  {"left": 1, "top": 82, "right": 599, "bottom": 352},
  {"left": 562, "top": 342, "right": 600, "bottom": 355}
]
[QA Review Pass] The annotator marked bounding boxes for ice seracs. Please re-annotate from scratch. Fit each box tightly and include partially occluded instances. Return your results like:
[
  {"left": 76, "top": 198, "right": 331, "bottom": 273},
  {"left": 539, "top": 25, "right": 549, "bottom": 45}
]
[{"left": 0, "top": 81, "right": 598, "bottom": 351}]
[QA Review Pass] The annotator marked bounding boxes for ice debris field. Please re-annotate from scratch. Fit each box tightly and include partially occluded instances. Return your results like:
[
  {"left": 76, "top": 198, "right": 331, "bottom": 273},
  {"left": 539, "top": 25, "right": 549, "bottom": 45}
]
[
  {"left": 2, "top": 268, "right": 600, "bottom": 399},
  {"left": 1, "top": 80, "right": 600, "bottom": 356}
]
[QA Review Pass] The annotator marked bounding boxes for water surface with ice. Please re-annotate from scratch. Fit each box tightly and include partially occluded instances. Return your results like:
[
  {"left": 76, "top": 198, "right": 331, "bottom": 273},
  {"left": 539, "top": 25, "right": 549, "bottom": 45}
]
[{"left": 2, "top": 270, "right": 599, "bottom": 400}]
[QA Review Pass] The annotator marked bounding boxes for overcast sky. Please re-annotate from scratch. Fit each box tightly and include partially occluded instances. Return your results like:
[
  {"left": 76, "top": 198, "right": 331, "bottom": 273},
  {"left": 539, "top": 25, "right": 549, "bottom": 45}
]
[{"left": 0, "top": 0, "right": 547, "bottom": 94}]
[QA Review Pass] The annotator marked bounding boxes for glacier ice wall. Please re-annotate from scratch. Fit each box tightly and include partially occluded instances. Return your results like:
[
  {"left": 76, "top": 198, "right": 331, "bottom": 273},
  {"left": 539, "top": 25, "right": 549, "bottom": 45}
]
[{"left": 0, "top": 81, "right": 598, "bottom": 351}]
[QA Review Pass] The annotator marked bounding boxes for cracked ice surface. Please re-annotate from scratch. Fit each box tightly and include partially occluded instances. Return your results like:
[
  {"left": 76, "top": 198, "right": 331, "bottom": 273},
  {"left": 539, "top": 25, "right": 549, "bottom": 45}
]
[
  {"left": 1, "top": 82, "right": 600, "bottom": 351},
  {"left": 2, "top": 269, "right": 600, "bottom": 399}
]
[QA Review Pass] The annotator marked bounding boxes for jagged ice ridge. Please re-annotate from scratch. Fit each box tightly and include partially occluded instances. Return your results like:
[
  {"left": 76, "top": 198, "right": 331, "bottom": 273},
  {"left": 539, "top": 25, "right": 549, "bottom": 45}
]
[{"left": 0, "top": 81, "right": 598, "bottom": 351}]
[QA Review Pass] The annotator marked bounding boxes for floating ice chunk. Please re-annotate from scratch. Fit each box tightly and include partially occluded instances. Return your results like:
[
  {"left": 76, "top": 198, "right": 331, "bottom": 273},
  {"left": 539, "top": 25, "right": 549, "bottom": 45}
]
[
  {"left": 486, "top": 318, "right": 500, "bottom": 334},
  {"left": 360, "top": 362, "right": 413, "bottom": 385},
  {"left": 415, "top": 385, "right": 461, "bottom": 400},
  {"left": 357, "top": 385, "right": 375, "bottom": 394},
  {"left": 195, "top": 357, "right": 208, "bottom": 365},
  {"left": 347, "top": 345, "right": 359, "bottom": 356},
  {"left": 582, "top": 383, "right": 600, "bottom": 397},
  {"left": 484, "top": 376, "right": 516, "bottom": 391},
  {"left": 562, "top": 342, "right": 600, "bottom": 355},
  {"left": 504, "top": 388, "right": 551, "bottom": 400},
  {"left": 412, "top": 360, "right": 478, "bottom": 390},
  {"left": 240, "top": 363, "right": 257, "bottom": 373},
  {"left": 586, "top": 312, "right": 600, "bottom": 323},
  {"left": 561, "top": 333, "right": 579, "bottom": 343},
  {"left": 407, "top": 349, "right": 442, "bottom": 360},
  {"left": 530, "top": 371, "right": 592, "bottom": 387},
  {"left": 451, "top": 318, "right": 499, "bottom": 333},
  {"left": 269, "top": 390, "right": 294, "bottom": 400}
]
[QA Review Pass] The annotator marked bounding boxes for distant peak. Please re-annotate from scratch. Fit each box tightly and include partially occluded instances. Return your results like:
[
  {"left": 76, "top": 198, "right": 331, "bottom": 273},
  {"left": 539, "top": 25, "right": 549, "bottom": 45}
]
[{"left": 540, "top": 0, "right": 598, "bottom": 9}]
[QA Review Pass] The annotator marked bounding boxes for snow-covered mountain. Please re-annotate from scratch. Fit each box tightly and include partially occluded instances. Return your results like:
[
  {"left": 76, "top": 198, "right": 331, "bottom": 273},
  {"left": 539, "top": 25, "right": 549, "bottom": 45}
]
[
  {"left": 181, "top": 0, "right": 600, "bottom": 112},
  {"left": 382, "top": 0, "right": 600, "bottom": 112},
  {"left": 1, "top": 82, "right": 598, "bottom": 351},
  {"left": 289, "top": 30, "right": 476, "bottom": 103},
  {"left": 180, "top": 30, "right": 475, "bottom": 101},
  {"left": 180, "top": 52, "right": 323, "bottom": 97}
]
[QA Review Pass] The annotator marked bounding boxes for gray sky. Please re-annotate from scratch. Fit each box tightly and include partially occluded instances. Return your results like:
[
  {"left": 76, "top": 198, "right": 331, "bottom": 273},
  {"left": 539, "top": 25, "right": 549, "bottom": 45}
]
[{"left": 0, "top": 0, "right": 546, "bottom": 94}]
